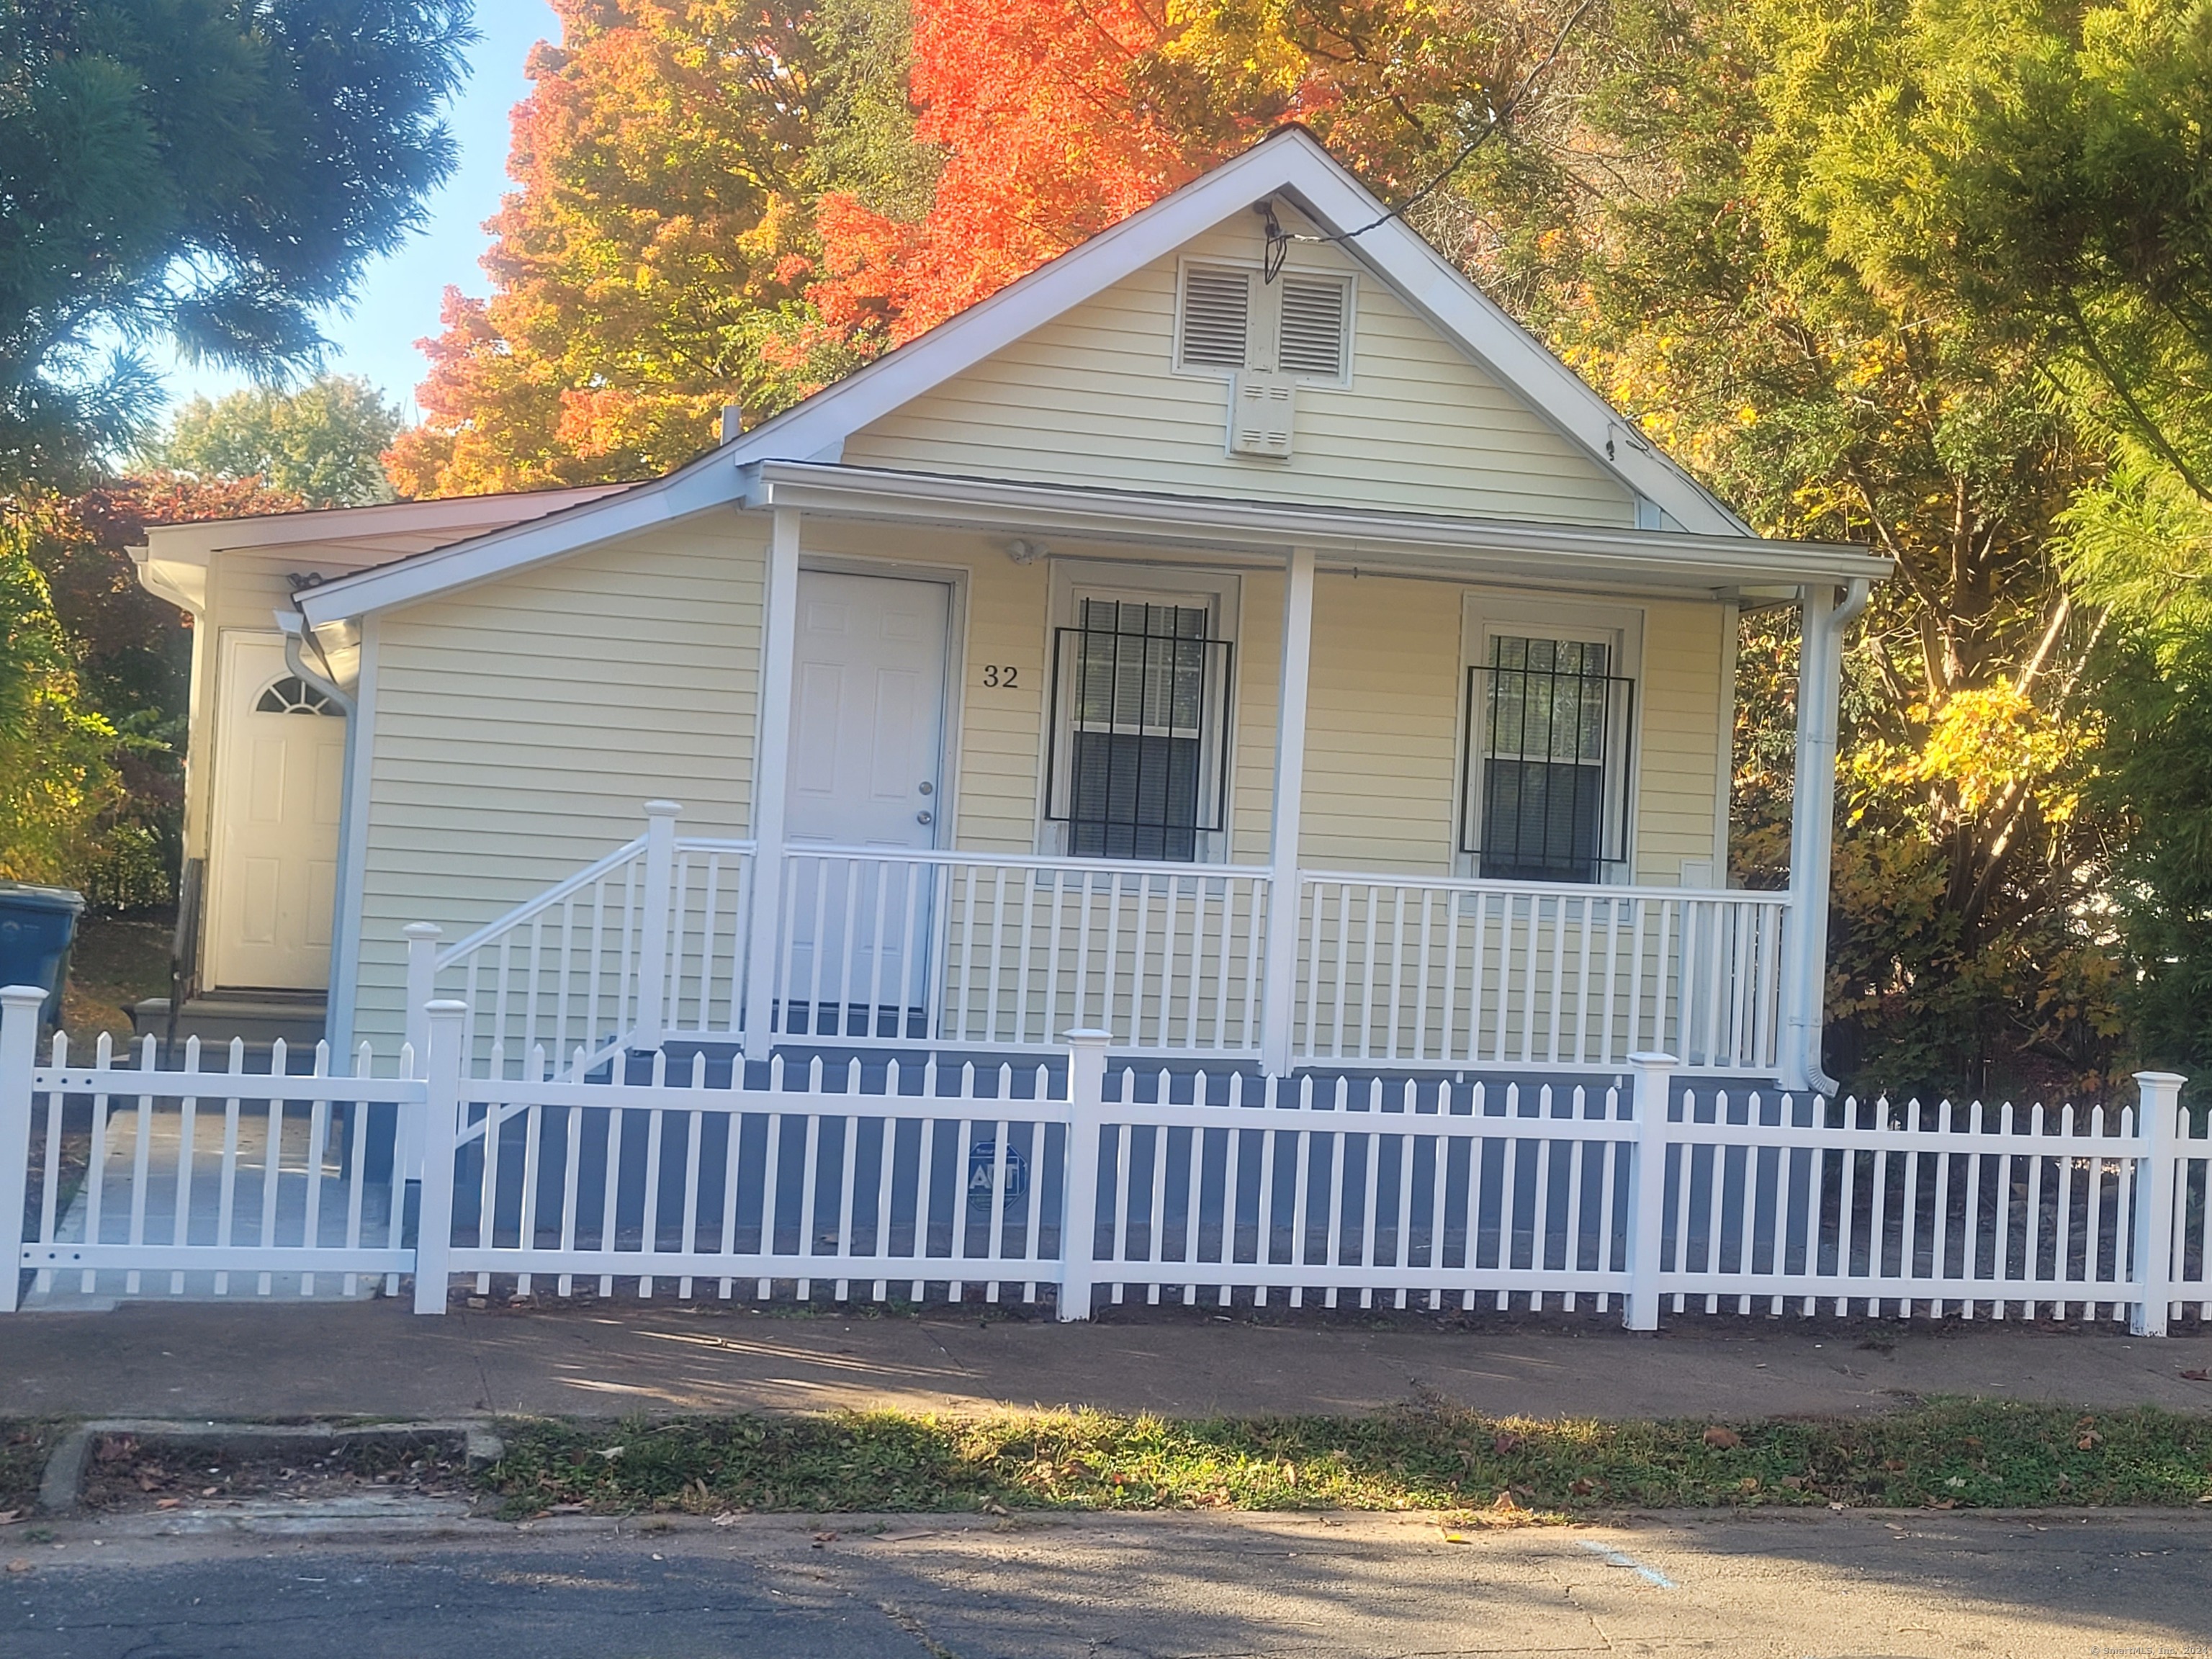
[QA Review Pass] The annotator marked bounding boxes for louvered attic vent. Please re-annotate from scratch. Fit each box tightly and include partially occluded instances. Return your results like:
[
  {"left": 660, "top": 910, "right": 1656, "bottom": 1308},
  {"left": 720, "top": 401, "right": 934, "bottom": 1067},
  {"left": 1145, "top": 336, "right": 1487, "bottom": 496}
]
[
  {"left": 1178, "top": 266, "right": 1252, "bottom": 368},
  {"left": 1178, "top": 261, "right": 1352, "bottom": 458},
  {"left": 1277, "top": 276, "right": 1347, "bottom": 377}
]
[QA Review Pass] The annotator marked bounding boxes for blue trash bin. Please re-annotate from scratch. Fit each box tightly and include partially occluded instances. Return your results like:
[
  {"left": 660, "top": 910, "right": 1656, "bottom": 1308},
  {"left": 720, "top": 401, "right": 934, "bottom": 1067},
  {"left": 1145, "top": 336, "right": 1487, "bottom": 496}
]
[{"left": 0, "top": 881, "right": 86, "bottom": 1029}]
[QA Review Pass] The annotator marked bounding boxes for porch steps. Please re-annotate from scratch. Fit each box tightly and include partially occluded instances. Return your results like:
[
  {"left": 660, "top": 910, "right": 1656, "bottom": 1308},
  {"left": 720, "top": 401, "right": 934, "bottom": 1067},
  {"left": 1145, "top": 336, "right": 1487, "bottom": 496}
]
[{"left": 131, "top": 992, "right": 327, "bottom": 1054}]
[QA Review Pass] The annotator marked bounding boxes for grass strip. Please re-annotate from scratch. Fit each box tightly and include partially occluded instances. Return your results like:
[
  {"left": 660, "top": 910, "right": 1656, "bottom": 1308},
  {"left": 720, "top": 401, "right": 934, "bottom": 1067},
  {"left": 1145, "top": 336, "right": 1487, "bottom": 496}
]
[{"left": 484, "top": 1398, "right": 2212, "bottom": 1519}]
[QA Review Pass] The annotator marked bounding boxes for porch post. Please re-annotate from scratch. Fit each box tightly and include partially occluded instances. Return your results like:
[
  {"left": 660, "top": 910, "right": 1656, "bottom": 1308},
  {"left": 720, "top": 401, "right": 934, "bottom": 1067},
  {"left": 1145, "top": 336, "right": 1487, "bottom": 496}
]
[
  {"left": 1779, "top": 579, "right": 1868, "bottom": 1093},
  {"left": 1258, "top": 546, "right": 1317, "bottom": 1076},
  {"left": 742, "top": 506, "right": 803, "bottom": 1056}
]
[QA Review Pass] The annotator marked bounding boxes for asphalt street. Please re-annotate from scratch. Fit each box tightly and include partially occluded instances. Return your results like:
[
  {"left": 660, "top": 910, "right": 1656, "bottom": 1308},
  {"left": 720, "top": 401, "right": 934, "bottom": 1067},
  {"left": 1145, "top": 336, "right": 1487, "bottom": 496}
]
[{"left": 6, "top": 1508, "right": 2208, "bottom": 1658}]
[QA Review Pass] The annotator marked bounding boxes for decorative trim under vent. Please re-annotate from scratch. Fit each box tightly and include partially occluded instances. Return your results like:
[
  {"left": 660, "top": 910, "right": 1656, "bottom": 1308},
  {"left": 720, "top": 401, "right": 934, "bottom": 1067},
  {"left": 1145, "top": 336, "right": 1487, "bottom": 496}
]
[{"left": 1229, "top": 371, "right": 1296, "bottom": 457}]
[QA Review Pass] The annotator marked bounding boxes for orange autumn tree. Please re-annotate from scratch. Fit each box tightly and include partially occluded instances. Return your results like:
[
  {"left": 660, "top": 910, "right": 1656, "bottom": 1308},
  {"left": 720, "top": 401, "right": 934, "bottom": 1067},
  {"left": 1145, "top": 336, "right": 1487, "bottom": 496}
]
[
  {"left": 389, "top": 0, "right": 1606, "bottom": 495},
  {"left": 804, "top": 0, "right": 1197, "bottom": 350},
  {"left": 388, "top": 0, "right": 909, "bottom": 497},
  {"left": 806, "top": 0, "right": 1608, "bottom": 348}
]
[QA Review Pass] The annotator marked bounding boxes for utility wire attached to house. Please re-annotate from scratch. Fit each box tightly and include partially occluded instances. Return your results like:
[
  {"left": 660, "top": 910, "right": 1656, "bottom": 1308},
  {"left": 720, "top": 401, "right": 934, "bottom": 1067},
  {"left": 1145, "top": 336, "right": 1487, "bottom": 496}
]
[{"left": 1256, "top": 0, "right": 1599, "bottom": 276}]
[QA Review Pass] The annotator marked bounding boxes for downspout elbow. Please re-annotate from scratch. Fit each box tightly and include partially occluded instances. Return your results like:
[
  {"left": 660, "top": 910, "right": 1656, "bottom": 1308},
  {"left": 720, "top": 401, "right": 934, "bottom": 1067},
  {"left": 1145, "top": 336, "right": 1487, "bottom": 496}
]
[{"left": 276, "top": 609, "right": 355, "bottom": 716}]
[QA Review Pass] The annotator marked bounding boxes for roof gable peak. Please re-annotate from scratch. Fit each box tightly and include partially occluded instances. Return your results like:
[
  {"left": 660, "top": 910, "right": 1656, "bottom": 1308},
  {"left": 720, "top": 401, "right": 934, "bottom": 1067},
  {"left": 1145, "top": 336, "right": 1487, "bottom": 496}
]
[{"left": 726, "top": 127, "right": 1748, "bottom": 536}]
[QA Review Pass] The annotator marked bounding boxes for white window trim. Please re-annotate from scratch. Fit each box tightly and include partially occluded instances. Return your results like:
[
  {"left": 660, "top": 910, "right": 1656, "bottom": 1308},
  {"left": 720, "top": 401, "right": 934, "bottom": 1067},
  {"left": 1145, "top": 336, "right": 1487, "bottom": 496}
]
[
  {"left": 1038, "top": 559, "right": 1244, "bottom": 862},
  {"left": 1455, "top": 593, "right": 1646, "bottom": 884},
  {"left": 1171, "top": 255, "right": 1357, "bottom": 389}
]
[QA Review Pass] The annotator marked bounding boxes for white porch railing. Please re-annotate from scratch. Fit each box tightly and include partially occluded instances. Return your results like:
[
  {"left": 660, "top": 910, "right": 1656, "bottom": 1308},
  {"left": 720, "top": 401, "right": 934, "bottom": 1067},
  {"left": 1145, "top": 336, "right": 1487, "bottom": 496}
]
[
  {"left": 769, "top": 848, "right": 1269, "bottom": 1056},
  {"left": 410, "top": 804, "right": 1794, "bottom": 1077},
  {"left": 1292, "top": 876, "right": 1789, "bottom": 1074},
  {"left": 420, "top": 812, "right": 756, "bottom": 1078},
  {"left": 9, "top": 985, "right": 2203, "bottom": 1333}
]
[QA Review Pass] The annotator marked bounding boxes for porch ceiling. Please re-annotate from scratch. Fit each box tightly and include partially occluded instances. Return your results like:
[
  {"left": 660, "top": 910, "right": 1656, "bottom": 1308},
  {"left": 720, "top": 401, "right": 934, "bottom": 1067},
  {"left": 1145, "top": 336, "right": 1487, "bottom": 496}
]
[{"left": 742, "top": 460, "right": 1893, "bottom": 593}]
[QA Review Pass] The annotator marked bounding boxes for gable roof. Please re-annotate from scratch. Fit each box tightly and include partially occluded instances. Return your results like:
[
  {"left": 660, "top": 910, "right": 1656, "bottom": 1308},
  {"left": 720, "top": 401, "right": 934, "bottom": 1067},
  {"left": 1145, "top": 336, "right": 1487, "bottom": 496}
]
[{"left": 300, "top": 128, "right": 1767, "bottom": 628}]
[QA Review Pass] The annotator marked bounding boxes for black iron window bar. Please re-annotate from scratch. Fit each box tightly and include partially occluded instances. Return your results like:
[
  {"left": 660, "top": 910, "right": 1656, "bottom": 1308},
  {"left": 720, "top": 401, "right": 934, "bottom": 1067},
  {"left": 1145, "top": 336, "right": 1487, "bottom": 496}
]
[
  {"left": 1047, "top": 599, "right": 1234, "bottom": 862},
  {"left": 1459, "top": 637, "right": 1633, "bottom": 884}
]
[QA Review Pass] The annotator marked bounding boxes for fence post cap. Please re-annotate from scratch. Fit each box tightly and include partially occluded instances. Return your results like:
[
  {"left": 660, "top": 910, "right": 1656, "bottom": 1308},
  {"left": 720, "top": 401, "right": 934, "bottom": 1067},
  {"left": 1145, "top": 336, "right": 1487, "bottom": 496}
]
[
  {"left": 403, "top": 922, "right": 444, "bottom": 941},
  {"left": 1061, "top": 1028, "right": 1113, "bottom": 1045},
  {"left": 642, "top": 799, "right": 683, "bottom": 818},
  {"left": 1626, "top": 1051, "right": 1679, "bottom": 1069},
  {"left": 2134, "top": 1070, "right": 2188, "bottom": 1088},
  {"left": 424, "top": 999, "right": 469, "bottom": 1018},
  {"left": 0, "top": 984, "right": 45, "bottom": 1008}
]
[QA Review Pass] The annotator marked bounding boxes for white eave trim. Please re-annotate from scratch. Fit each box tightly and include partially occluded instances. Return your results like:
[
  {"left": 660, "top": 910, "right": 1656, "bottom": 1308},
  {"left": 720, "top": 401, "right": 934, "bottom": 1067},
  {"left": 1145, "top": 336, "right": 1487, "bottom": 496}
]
[
  {"left": 294, "top": 467, "right": 729, "bottom": 626},
  {"left": 743, "top": 462, "right": 1890, "bottom": 590}
]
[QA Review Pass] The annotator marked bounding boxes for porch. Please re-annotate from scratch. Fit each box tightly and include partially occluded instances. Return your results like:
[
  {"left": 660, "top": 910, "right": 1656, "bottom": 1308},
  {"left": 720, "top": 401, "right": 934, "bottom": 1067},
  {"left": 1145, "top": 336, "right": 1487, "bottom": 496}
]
[
  {"left": 405, "top": 805, "right": 1791, "bottom": 1085},
  {"left": 374, "top": 485, "right": 1879, "bottom": 1090}
]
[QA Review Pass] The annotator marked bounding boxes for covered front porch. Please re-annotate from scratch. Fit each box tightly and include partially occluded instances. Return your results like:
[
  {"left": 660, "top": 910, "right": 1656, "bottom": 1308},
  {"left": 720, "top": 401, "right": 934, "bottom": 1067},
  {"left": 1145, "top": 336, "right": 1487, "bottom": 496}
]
[{"left": 385, "top": 467, "right": 1878, "bottom": 1091}]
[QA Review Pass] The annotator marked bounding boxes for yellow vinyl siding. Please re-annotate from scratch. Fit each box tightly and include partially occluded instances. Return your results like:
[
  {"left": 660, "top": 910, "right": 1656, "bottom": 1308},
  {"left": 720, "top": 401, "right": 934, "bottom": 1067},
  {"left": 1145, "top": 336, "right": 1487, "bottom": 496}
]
[
  {"left": 842, "top": 215, "right": 1635, "bottom": 528},
  {"left": 1300, "top": 572, "right": 1463, "bottom": 873},
  {"left": 1631, "top": 598, "right": 1729, "bottom": 884},
  {"left": 1229, "top": 568, "right": 1283, "bottom": 865},
  {"left": 349, "top": 518, "right": 765, "bottom": 1049}
]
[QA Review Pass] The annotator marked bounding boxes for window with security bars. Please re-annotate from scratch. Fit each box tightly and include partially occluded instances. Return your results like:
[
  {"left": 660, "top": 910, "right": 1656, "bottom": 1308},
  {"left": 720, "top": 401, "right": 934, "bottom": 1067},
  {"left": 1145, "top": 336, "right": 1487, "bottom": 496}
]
[
  {"left": 1048, "top": 600, "right": 1233, "bottom": 860},
  {"left": 1461, "top": 636, "right": 1632, "bottom": 882}
]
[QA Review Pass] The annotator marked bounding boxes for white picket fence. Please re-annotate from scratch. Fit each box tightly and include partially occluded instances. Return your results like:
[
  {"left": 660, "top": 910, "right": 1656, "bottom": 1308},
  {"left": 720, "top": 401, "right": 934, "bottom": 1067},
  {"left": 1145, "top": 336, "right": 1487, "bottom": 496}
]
[{"left": 4, "top": 984, "right": 2206, "bottom": 1331}]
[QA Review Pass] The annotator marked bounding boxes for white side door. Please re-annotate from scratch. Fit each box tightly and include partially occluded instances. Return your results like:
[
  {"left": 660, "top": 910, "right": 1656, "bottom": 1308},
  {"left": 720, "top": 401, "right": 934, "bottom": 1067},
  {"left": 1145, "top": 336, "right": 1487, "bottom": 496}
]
[
  {"left": 781, "top": 572, "right": 949, "bottom": 1035},
  {"left": 205, "top": 634, "right": 346, "bottom": 990}
]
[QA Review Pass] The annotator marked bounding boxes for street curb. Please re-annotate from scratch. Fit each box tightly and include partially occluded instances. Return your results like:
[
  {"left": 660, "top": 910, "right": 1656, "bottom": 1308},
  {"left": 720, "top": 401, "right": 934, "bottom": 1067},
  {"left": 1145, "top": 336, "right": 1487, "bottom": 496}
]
[{"left": 37, "top": 1419, "right": 505, "bottom": 1516}]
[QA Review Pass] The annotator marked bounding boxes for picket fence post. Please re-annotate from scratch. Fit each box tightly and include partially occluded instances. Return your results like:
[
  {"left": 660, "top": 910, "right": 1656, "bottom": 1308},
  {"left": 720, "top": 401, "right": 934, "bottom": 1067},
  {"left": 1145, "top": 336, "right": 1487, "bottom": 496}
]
[
  {"left": 633, "top": 801, "right": 681, "bottom": 1050},
  {"left": 411, "top": 999, "right": 467, "bottom": 1316},
  {"left": 2131, "top": 1070, "right": 2187, "bottom": 1338},
  {"left": 400, "top": 923, "right": 442, "bottom": 1179},
  {"left": 0, "top": 985, "right": 44, "bottom": 1315},
  {"left": 1057, "top": 1030, "right": 1112, "bottom": 1322},
  {"left": 1623, "top": 1052, "right": 1677, "bottom": 1332}
]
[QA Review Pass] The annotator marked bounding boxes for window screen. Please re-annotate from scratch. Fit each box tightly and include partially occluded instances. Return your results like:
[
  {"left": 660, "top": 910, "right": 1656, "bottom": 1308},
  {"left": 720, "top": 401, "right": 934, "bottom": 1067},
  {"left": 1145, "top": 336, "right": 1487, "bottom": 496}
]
[
  {"left": 1048, "top": 600, "right": 1233, "bottom": 861},
  {"left": 1462, "top": 636, "right": 1631, "bottom": 882}
]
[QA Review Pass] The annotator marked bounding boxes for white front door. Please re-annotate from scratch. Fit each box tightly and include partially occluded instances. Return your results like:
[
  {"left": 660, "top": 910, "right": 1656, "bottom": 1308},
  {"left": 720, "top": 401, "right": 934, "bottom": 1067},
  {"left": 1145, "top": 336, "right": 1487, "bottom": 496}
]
[
  {"left": 206, "top": 634, "right": 346, "bottom": 990},
  {"left": 782, "top": 572, "right": 949, "bottom": 1035}
]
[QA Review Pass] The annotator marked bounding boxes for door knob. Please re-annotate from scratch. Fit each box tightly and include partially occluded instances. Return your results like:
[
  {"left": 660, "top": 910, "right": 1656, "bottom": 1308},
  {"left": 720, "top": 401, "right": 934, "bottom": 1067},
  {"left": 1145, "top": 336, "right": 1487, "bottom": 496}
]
[{"left": 916, "top": 810, "right": 934, "bottom": 826}]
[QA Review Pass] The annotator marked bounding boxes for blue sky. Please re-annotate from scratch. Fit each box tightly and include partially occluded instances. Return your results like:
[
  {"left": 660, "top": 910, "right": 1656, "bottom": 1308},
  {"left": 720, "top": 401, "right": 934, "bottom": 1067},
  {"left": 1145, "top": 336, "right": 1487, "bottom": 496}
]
[{"left": 156, "top": 1, "right": 562, "bottom": 419}]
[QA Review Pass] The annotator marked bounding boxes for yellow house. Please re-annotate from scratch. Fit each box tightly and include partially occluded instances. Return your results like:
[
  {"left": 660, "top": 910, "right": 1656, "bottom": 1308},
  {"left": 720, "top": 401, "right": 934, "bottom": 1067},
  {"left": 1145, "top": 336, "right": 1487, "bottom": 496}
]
[{"left": 141, "top": 130, "right": 1888, "bottom": 1091}]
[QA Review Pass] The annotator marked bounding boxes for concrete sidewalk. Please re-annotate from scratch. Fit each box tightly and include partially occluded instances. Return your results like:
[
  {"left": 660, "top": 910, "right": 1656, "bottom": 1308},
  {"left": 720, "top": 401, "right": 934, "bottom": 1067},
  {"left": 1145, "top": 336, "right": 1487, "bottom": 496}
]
[{"left": 5, "top": 1298, "right": 2211, "bottom": 1421}]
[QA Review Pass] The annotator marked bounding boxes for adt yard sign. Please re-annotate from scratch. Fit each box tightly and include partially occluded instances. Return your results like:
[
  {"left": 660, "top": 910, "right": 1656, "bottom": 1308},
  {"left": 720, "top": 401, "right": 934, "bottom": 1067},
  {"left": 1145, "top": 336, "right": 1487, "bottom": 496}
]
[{"left": 968, "top": 1139, "right": 1030, "bottom": 1211}]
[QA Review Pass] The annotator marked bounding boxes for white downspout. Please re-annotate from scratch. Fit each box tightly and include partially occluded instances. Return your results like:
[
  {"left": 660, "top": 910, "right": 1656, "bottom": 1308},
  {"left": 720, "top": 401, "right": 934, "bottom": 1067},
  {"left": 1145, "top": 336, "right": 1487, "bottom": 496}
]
[{"left": 1779, "top": 577, "right": 1870, "bottom": 1094}]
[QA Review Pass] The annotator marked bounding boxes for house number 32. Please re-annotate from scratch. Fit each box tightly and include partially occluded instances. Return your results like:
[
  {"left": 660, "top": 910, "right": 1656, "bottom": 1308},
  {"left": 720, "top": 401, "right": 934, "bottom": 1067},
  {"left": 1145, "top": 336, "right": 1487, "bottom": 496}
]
[{"left": 981, "top": 665, "right": 1020, "bottom": 688}]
